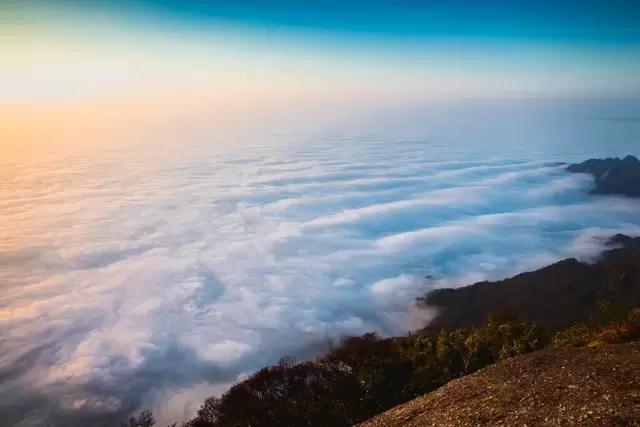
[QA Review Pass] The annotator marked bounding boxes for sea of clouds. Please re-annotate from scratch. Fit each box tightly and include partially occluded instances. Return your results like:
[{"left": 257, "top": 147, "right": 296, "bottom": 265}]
[{"left": 1, "top": 100, "right": 640, "bottom": 426}]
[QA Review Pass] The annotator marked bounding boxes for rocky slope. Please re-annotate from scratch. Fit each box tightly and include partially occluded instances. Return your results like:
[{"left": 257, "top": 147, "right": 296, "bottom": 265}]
[
  {"left": 568, "top": 154, "right": 640, "bottom": 196},
  {"left": 360, "top": 342, "right": 640, "bottom": 426}
]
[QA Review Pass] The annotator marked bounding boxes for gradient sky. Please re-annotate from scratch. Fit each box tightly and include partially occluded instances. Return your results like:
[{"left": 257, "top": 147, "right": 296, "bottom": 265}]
[
  {"left": 3, "top": 0, "right": 640, "bottom": 95},
  {"left": 2, "top": 1, "right": 640, "bottom": 150}
]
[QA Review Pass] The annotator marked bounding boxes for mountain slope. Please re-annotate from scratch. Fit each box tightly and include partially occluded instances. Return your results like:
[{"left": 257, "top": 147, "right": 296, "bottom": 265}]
[
  {"left": 567, "top": 155, "right": 640, "bottom": 196},
  {"left": 423, "top": 234, "right": 640, "bottom": 331},
  {"left": 360, "top": 342, "right": 640, "bottom": 426}
]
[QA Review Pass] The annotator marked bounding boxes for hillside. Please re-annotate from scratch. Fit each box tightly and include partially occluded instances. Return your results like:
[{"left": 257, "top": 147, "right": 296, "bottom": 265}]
[
  {"left": 423, "top": 234, "right": 640, "bottom": 331},
  {"left": 567, "top": 155, "right": 640, "bottom": 196},
  {"left": 360, "top": 342, "right": 640, "bottom": 426}
]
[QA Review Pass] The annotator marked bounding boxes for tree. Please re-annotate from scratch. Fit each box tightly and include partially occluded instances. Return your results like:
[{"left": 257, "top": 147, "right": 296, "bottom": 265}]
[{"left": 121, "top": 409, "right": 155, "bottom": 427}]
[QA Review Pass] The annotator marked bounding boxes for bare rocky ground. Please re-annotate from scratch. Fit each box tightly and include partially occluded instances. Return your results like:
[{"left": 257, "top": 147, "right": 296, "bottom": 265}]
[{"left": 360, "top": 342, "right": 640, "bottom": 426}]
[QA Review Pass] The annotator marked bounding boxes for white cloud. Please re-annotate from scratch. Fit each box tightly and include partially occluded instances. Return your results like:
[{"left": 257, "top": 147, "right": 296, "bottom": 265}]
[
  {"left": 370, "top": 274, "right": 424, "bottom": 298},
  {"left": 1, "top": 130, "right": 639, "bottom": 426},
  {"left": 198, "top": 341, "right": 253, "bottom": 366}
]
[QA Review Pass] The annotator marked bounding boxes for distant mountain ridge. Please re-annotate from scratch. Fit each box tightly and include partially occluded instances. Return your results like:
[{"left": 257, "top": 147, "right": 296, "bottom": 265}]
[
  {"left": 568, "top": 154, "right": 640, "bottom": 196},
  {"left": 423, "top": 234, "right": 640, "bottom": 331}
]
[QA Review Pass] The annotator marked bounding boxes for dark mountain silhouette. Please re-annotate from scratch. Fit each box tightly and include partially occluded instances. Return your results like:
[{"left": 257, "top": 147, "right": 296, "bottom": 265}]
[
  {"left": 423, "top": 234, "right": 640, "bottom": 331},
  {"left": 568, "top": 154, "right": 640, "bottom": 196}
]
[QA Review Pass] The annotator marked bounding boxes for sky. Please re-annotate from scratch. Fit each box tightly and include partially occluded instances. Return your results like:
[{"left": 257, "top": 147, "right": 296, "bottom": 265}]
[
  {"left": 2, "top": 1, "right": 640, "bottom": 104},
  {"left": 2, "top": 0, "right": 639, "bottom": 156},
  {"left": 1, "top": 1, "right": 640, "bottom": 426},
  {"left": 6, "top": 2, "right": 640, "bottom": 83},
  {"left": 2, "top": 0, "right": 640, "bottom": 151}
]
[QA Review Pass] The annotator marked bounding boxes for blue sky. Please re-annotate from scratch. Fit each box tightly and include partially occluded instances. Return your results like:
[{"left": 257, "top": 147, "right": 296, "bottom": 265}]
[
  {"left": 2, "top": 1, "right": 640, "bottom": 106},
  {"left": 46, "top": 0, "right": 640, "bottom": 44}
]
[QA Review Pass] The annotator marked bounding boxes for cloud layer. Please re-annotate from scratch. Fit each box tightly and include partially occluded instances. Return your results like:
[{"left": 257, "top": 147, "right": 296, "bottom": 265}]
[{"left": 1, "top": 135, "right": 640, "bottom": 426}]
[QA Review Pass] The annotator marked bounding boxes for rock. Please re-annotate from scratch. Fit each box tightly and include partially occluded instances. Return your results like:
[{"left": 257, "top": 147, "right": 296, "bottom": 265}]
[
  {"left": 567, "top": 155, "right": 640, "bottom": 197},
  {"left": 359, "top": 343, "right": 640, "bottom": 427}
]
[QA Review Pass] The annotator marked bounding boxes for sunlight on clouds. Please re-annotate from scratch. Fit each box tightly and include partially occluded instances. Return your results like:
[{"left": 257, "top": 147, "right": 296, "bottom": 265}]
[{"left": 1, "top": 102, "right": 640, "bottom": 425}]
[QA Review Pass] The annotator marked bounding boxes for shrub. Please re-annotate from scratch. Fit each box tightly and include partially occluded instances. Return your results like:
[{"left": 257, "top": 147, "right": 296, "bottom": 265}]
[
  {"left": 184, "top": 315, "right": 552, "bottom": 426},
  {"left": 121, "top": 409, "right": 155, "bottom": 427}
]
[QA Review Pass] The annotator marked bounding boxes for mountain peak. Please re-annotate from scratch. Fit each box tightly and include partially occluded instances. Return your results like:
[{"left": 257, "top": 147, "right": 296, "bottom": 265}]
[{"left": 568, "top": 155, "right": 640, "bottom": 196}]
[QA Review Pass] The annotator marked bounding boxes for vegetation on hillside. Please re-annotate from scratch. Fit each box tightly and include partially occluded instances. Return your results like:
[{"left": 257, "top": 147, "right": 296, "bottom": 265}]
[
  {"left": 424, "top": 237, "right": 640, "bottom": 331},
  {"left": 123, "top": 301, "right": 640, "bottom": 427},
  {"left": 553, "top": 302, "right": 640, "bottom": 348}
]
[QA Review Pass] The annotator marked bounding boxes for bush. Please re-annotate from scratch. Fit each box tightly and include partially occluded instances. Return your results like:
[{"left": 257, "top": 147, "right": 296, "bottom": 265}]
[
  {"left": 184, "top": 315, "right": 551, "bottom": 426},
  {"left": 554, "top": 307, "right": 640, "bottom": 347},
  {"left": 121, "top": 409, "right": 155, "bottom": 427},
  {"left": 187, "top": 359, "right": 361, "bottom": 427}
]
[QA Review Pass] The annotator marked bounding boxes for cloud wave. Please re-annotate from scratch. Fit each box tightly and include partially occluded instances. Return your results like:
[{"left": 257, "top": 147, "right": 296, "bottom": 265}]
[{"left": 1, "top": 137, "right": 640, "bottom": 426}]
